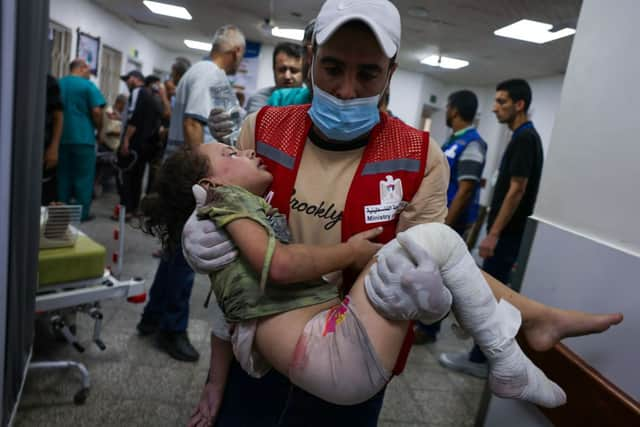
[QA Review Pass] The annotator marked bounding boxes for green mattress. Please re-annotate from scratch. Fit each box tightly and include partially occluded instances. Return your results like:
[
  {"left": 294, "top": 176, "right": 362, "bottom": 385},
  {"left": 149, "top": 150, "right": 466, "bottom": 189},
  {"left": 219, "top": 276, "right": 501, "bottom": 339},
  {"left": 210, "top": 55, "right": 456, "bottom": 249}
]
[{"left": 38, "top": 235, "right": 106, "bottom": 287}]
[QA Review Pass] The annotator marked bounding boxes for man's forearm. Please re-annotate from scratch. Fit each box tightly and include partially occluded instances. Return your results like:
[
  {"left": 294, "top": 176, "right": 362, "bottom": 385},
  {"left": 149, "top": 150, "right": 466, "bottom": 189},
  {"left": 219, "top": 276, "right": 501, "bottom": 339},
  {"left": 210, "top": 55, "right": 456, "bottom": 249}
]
[
  {"left": 51, "top": 110, "right": 64, "bottom": 150},
  {"left": 488, "top": 188, "right": 524, "bottom": 237},
  {"left": 445, "top": 187, "right": 473, "bottom": 226},
  {"left": 184, "top": 117, "right": 204, "bottom": 148},
  {"left": 91, "top": 108, "right": 103, "bottom": 135},
  {"left": 123, "top": 125, "right": 136, "bottom": 145}
]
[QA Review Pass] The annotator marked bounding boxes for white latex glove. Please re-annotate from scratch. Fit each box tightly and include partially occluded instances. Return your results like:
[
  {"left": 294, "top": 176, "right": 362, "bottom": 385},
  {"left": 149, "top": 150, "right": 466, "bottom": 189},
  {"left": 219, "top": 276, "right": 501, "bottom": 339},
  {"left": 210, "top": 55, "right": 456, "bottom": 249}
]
[
  {"left": 207, "top": 106, "right": 246, "bottom": 144},
  {"left": 182, "top": 184, "right": 238, "bottom": 274},
  {"left": 365, "top": 236, "right": 452, "bottom": 324}
]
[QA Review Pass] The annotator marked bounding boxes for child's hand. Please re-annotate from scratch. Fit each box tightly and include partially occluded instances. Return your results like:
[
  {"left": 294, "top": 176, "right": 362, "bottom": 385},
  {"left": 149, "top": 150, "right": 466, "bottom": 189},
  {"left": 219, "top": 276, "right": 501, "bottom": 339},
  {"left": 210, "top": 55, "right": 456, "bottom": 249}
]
[
  {"left": 188, "top": 382, "right": 222, "bottom": 427},
  {"left": 347, "top": 227, "right": 384, "bottom": 271}
]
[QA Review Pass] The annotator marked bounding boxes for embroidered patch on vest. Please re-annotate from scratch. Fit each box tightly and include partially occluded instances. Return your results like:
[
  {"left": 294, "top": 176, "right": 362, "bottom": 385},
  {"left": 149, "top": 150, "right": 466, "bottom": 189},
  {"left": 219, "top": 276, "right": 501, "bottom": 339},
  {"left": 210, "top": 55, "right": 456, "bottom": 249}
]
[{"left": 364, "top": 175, "right": 407, "bottom": 224}]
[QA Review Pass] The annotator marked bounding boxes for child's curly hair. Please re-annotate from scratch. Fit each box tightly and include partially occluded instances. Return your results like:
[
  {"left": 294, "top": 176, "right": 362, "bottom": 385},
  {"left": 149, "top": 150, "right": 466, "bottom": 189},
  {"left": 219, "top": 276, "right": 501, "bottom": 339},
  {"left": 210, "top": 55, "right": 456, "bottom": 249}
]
[{"left": 141, "top": 147, "right": 211, "bottom": 254}]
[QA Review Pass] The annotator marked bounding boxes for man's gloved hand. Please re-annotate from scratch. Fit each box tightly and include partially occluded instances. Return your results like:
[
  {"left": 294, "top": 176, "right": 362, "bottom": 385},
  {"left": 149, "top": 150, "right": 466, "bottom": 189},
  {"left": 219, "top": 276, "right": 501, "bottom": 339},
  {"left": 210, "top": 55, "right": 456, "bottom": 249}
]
[
  {"left": 182, "top": 184, "right": 238, "bottom": 273},
  {"left": 208, "top": 106, "right": 246, "bottom": 144},
  {"left": 365, "top": 235, "right": 452, "bottom": 324}
]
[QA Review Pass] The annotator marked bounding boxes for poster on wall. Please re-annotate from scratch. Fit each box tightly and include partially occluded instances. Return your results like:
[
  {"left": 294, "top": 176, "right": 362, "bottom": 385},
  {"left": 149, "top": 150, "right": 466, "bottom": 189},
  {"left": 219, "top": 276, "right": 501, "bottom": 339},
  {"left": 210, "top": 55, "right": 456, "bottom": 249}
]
[
  {"left": 230, "top": 41, "right": 261, "bottom": 107},
  {"left": 76, "top": 29, "right": 101, "bottom": 75}
]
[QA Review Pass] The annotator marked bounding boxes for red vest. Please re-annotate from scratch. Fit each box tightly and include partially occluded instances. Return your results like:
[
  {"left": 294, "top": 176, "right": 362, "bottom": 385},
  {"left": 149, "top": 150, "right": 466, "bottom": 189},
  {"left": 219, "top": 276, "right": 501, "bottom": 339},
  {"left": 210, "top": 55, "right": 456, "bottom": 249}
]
[{"left": 254, "top": 104, "right": 429, "bottom": 375}]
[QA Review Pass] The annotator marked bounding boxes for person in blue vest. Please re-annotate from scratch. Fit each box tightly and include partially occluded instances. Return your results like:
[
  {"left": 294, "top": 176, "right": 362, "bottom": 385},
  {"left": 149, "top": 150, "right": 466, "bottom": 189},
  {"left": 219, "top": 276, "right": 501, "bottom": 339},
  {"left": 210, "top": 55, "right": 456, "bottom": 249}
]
[
  {"left": 414, "top": 90, "right": 487, "bottom": 344},
  {"left": 440, "top": 79, "right": 545, "bottom": 379}
]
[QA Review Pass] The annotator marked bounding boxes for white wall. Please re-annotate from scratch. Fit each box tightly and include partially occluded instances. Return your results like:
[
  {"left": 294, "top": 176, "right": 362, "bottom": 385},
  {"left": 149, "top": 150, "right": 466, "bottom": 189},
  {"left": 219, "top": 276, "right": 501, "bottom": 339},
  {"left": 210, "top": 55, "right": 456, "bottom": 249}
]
[
  {"left": 534, "top": 0, "right": 640, "bottom": 255},
  {"left": 483, "top": 0, "right": 640, "bottom": 423},
  {"left": 255, "top": 43, "right": 275, "bottom": 92},
  {"left": 387, "top": 68, "right": 428, "bottom": 129},
  {"left": 50, "top": 0, "right": 179, "bottom": 90}
]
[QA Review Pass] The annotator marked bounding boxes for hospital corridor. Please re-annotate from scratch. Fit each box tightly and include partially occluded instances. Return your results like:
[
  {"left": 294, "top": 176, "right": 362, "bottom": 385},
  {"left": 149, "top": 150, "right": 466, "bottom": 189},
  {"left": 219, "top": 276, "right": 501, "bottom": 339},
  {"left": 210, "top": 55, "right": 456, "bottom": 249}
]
[{"left": 0, "top": 0, "right": 638, "bottom": 426}]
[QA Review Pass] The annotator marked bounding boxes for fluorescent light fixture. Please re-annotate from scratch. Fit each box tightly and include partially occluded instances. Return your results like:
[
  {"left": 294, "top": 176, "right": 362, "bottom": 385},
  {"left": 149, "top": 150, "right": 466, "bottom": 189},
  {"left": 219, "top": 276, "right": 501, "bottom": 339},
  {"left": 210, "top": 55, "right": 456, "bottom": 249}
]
[
  {"left": 271, "top": 27, "right": 304, "bottom": 41},
  {"left": 184, "top": 39, "right": 212, "bottom": 51},
  {"left": 143, "top": 1, "right": 192, "bottom": 20},
  {"left": 494, "top": 19, "right": 576, "bottom": 44},
  {"left": 420, "top": 55, "right": 469, "bottom": 70}
]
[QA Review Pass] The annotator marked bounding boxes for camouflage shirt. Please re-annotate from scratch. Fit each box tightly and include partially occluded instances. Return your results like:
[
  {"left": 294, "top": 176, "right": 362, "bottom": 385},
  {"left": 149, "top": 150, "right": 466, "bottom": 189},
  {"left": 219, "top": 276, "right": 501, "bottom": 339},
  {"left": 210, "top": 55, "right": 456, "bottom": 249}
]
[{"left": 199, "top": 185, "right": 339, "bottom": 323}]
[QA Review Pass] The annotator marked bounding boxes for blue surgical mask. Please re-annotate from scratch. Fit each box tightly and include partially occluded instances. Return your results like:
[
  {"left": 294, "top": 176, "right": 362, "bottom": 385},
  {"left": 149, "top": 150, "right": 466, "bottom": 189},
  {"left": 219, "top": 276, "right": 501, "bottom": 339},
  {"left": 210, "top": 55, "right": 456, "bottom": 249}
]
[{"left": 308, "top": 62, "right": 385, "bottom": 141}]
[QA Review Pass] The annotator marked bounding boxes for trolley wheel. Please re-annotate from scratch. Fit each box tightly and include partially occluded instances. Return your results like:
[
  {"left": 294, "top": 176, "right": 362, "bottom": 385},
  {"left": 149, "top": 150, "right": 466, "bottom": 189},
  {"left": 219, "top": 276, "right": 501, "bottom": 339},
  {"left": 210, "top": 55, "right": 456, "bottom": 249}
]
[{"left": 74, "top": 387, "right": 89, "bottom": 405}]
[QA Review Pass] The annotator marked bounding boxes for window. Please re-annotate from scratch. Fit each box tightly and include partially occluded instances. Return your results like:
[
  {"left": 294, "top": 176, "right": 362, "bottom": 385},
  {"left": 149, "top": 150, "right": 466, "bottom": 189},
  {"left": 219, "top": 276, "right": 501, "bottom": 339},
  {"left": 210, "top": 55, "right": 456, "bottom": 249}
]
[{"left": 49, "top": 21, "right": 71, "bottom": 78}]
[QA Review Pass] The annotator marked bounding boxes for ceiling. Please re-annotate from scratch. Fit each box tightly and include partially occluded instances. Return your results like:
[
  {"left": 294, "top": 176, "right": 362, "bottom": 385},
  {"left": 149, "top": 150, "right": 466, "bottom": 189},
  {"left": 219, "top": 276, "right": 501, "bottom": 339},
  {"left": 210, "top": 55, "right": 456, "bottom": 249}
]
[{"left": 91, "top": 0, "right": 583, "bottom": 85}]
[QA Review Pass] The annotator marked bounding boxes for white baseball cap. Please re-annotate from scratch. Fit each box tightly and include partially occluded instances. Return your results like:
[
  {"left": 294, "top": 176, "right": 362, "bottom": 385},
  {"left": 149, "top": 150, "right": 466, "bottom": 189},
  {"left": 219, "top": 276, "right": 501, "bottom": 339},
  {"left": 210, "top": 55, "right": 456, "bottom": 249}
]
[{"left": 314, "top": 0, "right": 401, "bottom": 59}]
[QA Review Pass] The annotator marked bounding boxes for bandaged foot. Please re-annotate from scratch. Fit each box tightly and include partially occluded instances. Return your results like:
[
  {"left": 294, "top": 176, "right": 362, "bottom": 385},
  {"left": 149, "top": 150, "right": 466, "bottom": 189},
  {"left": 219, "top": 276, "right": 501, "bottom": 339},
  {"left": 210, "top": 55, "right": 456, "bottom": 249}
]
[{"left": 369, "top": 223, "right": 566, "bottom": 408}]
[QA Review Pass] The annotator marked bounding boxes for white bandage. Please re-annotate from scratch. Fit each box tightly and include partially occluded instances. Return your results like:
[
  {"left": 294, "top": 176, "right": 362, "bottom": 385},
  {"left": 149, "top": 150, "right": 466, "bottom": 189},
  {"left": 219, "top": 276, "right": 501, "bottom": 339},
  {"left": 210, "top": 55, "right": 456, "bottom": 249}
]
[
  {"left": 375, "top": 223, "right": 566, "bottom": 408},
  {"left": 365, "top": 239, "right": 452, "bottom": 325}
]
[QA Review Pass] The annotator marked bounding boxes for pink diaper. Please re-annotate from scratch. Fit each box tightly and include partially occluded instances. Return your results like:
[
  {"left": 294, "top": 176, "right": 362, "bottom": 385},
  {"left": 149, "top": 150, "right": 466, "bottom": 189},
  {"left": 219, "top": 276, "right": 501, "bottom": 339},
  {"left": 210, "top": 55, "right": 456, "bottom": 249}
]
[{"left": 288, "top": 296, "right": 391, "bottom": 405}]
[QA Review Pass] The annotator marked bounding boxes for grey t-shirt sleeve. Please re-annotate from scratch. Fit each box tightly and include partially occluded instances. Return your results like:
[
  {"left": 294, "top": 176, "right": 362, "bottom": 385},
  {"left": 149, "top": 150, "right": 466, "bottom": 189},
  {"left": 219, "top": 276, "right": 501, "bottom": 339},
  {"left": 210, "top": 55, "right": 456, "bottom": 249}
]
[
  {"left": 457, "top": 140, "right": 486, "bottom": 182},
  {"left": 185, "top": 65, "right": 232, "bottom": 124},
  {"left": 208, "top": 293, "right": 232, "bottom": 341},
  {"left": 245, "top": 86, "right": 275, "bottom": 114}
]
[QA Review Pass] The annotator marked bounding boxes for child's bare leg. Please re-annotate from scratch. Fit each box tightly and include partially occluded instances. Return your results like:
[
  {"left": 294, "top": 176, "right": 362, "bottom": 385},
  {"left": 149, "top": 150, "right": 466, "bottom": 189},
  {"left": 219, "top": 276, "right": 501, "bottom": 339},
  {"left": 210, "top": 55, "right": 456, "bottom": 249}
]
[
  {"left": 347, "top": 263, "right": 411, "bottom": 372},
  {"left": 482, "top": 272, "right": 623, "bottom": 351},
  {"left": 377, "top": 223, "right": 566, "bottom": 408},
  {"left": 254, "top": 299, "right": 338, "bottom": 375}
]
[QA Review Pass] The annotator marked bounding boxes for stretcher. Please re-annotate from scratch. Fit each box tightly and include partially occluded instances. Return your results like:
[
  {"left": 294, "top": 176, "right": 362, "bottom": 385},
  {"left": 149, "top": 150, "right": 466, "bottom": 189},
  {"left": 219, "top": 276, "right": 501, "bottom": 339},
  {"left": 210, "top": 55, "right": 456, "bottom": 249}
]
[{"left": 30, "top": 205, "right": 145, "bottom": 404}]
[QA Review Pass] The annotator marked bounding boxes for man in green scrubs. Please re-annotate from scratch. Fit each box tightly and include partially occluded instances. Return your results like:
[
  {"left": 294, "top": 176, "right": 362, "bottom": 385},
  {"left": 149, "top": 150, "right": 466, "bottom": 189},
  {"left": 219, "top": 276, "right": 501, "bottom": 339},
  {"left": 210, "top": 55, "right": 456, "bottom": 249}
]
[{"left": 57, "top": 58, "right": 106, "bottom": 220}]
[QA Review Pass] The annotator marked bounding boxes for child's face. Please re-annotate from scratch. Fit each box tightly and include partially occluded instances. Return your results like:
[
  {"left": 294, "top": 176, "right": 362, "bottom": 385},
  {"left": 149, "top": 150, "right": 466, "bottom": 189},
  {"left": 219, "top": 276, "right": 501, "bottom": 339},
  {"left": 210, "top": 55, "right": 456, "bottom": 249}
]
[{"left": 198, "top": 143, "right": 273, "bottom": 195}]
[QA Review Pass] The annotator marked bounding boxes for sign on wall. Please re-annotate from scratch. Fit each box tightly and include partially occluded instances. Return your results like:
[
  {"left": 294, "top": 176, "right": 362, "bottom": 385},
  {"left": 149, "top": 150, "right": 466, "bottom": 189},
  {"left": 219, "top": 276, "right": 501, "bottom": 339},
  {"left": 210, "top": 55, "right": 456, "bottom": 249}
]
[{"left": 76, "top": 29, "right": 101, "bottom": 75}]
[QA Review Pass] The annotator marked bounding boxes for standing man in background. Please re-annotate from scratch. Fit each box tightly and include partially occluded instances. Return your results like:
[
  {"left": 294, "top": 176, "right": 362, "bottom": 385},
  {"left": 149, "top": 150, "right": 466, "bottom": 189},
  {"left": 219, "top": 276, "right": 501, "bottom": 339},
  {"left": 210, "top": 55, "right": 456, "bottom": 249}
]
[
  {"left": 136, "top": 25, "right": 246, "bottom": 363},
  {"left": 209, "top": 24, "right": 314, "bottom": 143},
  {"left": 440, "top": 78, "right": 544, "bottom": 377},
  {"left": 170, "top": 56, "right": 191, "bottom": 89},
  {"left": 415, "top": 89, "right": 487, "bottom": 344},
  {"left": 116, "top": 70, "right": 161, "bottom": 219},
  {"left": 42, "top": 74, "right": 64, "bottom": 205},
  {"left": 267, "top": 20, "right": 315, "bottom": 108},
  {"left": 244, "top": 42, "right": 303, "bottom": 113},
  {"left": 57, "top": 58, "right": 105, "bottom": 221}
]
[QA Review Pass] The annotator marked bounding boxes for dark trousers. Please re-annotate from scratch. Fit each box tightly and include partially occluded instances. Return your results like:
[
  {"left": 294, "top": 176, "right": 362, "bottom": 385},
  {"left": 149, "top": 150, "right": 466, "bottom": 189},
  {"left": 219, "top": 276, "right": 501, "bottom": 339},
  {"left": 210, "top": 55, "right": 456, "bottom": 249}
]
[
  {"left": 119, "top": 151, "right": 150, "bottom": 215},
  {"left": 215, "top": 359, "right": 386, "bottom": 427},
  {"left": 141, "top": 246, "right": 195, "bottom": 332},
  {"left": 470, "top": 232, "right": 523, "bottom": 363},
  {"left": 42, "top": 167, "right": 57, "bottom": 205}
]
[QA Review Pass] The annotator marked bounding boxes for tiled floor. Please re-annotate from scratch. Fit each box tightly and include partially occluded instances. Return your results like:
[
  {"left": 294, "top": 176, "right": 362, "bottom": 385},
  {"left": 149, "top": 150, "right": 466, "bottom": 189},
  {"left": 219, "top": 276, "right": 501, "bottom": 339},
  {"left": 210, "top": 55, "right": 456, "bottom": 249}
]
[{"left": 14, "top": 192, "right": 486, "bottom": 426}]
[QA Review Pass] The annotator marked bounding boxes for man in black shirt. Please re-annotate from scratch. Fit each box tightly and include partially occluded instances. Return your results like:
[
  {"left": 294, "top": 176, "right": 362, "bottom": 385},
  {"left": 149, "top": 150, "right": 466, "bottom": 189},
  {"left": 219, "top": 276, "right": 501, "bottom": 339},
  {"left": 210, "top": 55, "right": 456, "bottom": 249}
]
[
  {"left": 440, "top": 78, "right": 544, "bottom": 378},
  {"left": 117, "top": 70, "right": 162, "bottom": 218},
  {"left": 42, "top": 74, "right": 64, "bottom": 205},
  {"left": 481, "top": 79, "right": 543, "bottom": 274}
]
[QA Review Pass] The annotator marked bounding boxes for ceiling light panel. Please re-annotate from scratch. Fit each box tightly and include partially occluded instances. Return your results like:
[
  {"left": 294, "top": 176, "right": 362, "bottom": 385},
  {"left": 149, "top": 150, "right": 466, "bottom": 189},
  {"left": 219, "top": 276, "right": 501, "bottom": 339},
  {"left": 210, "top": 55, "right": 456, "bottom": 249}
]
[
  {"left": 420, "top": 55, "right": 469, "bottom": 70},
  {"left": 143, "top": 1, "right": 192, "bottom": 20},
  {"left": 494, "top": 19, "right": 576, "bottom": 44},
  {"left": 184, "top": 39, "right": 212, "bottom": 51},
  {"left": 271, "top": 27, "right": 305, "bottom": 41}
]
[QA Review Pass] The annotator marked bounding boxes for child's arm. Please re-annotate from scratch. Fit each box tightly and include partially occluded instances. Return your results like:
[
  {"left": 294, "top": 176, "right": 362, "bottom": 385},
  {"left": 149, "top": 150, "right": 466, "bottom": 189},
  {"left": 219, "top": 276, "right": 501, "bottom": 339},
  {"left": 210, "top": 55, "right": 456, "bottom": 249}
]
[
  {"left": 188, "top": 334, "right": 232, "bottom": 427},
  {"left": 226, "top": 219, "right": 382, "bottom": 284}
]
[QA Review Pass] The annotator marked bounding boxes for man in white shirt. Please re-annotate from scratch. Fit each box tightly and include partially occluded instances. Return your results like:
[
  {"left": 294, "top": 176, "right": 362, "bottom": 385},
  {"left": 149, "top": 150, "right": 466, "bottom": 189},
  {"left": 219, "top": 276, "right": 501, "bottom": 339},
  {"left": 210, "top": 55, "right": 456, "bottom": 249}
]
[{"left": 136, "top": 25, "right": 246, "bottom": 362}]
